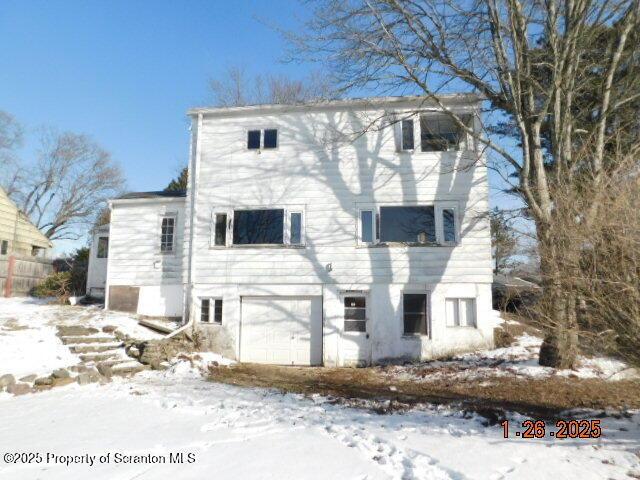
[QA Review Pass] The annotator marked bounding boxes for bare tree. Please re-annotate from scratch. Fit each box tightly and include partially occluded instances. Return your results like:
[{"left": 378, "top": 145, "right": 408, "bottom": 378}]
[
  {"left": 14, "top": 129, "right": 125, "bottom": 240},
  {"left": 490, "top": 208, "right": 518, "bottom": 274},
  {"left": 290, "top": 0, "right": 640, "bottom": 368},
  {"left": 0, "top": 110, "right": 24, "bottom": 197},
  {"left": 209, "top": 65, "right": 335, "bottom": 107}
]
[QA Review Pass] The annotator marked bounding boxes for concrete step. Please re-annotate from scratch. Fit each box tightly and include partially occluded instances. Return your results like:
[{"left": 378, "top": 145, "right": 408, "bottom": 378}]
[
  {"left": 60, "top": 336, "right": 116, "bottom": 345},
  {"left": 110, "top": 361, "right": 150, "bottom": 377},
  {"left": 79, "top": 352, "right": 121, "bottom": 362},
  {"left": 93, "top": 358, "right": 132, "bottom": 368},
  {"left": 57, "top": 325, "right": 99, "bottom": 337},
  {"left": 69, "top": 343, "right": 123, "bottom": 354},
  {"left": 138, "top": 318, "right": 180, "bottom": 335}
]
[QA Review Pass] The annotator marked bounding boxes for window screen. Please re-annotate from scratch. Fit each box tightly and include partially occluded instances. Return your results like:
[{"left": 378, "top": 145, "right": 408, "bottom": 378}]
[
  {"left": 442, "top": 209, "right": 456, "bottom": 243},
  {"left": 97, "top": 237, "right": 109, "bottom": 258},
  {"left": 380, "top": 206, "right": 436, "bottom": 243},
  {"left": 263, "top": 129, "right": 278, "bottom": 149},
  {"left": 403, "top": 293, "right": 428, "bottom": 335},
  {"left": 401, "top": 119, "right": 414, "bottom": 150},
  {"left": 360, "top": 210, "right": 373, "bottom": 243},
  {"left": 233, "top": 209, "right": 284, "bottom": 245},
  {"left": 344, "top": 297, "right": 366, "bottom": 332},
  {"left": 160, "top": 217, "right": 175, "bottom": 252},
  {"left": 214, "top": 213, "right": 227, "bottom": 246},
  {"left": 247, "top": 130, "right": 261, "bottom": 149},
  {"left": 290, "top": 212, "right": 302, "bottom": 245}
]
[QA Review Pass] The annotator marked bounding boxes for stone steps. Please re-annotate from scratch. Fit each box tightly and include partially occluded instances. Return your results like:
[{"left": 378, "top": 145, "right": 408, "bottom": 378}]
[
  {"left": 69, "top": 343, "right": 124, "bottom": 354},
  {"left": 60, "top": 336, "right": 116, "bottom": 345},
  {"left": 78, "top": 352, "right": 122, "bottom": 362},
  {"left": 110, "top": 361, "right": 150, "bottom": 376}
]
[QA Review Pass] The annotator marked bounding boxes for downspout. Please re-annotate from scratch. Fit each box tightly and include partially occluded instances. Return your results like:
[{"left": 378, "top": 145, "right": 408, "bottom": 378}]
[{"left": 169, "top": 112, "right": 202, "bottom": 339}]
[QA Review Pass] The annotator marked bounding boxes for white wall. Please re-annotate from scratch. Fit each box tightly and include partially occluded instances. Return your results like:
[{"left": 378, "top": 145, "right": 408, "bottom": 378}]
[
  {"left": 106, "top": 198, "right": 185, "bottom": 316},
  {"left": 86, "top": 226, "right": 109, "bottom": 298}
]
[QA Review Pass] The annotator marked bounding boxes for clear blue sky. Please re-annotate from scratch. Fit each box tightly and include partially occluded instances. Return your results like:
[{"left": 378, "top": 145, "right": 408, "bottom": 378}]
[{"left": 0, "top": 1, "right": 517, "bottom": 254}]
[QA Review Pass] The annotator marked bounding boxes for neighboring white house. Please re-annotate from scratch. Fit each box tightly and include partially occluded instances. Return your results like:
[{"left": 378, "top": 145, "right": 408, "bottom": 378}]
[
  {"left": 104, "top": 95, "right": 493, "bottom": 366},
  {"left": 86, "top": 224, "right": 110, "bottom": 299}
]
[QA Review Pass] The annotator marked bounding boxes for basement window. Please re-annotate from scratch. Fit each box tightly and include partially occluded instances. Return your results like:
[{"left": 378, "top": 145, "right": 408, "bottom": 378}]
[
  {"left": 233, "top": 209, "right": 284, "bottom": 245},
  {"left": 403, "top": 293, "right": 429, "bottom": 336},
  {"left": 380, "top": 206, "right": 436, "bottom": 244},
  {"left": 160, "top": 216, "right": 176, "bottom": 253},
  {"left": 446, "top": 298, "right": 476, "bottom": 327},
  {"left": 97, "top": 237, "right": 109, "bottom": 258},
  {"left": 201, "top": 298, "right": 223, "bottom": 324},
  {"left": 344, "top": 297, "right": 367, "bottom": 332}
]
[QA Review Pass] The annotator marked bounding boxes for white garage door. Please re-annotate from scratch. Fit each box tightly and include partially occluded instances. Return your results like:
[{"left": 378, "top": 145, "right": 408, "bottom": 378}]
[{"left": 240, "top": 296, "right": 322, "bottom": 366}]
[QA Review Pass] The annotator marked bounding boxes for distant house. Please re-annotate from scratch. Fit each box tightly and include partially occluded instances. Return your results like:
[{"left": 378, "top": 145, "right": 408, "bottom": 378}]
[
  {"left": 102, "top": 95, "right": 493, "bottom": 366},
  {"left": 0, "top": 187, "right": 52, "bottom": 257}
]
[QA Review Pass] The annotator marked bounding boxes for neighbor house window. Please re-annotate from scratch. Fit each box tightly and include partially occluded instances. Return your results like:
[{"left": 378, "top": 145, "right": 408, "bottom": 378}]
[
  {"left": 344, "top": 297, "right": 366, "bottom": 332},
  {"left": 0, "top": 240, "right": 7, "bottom": 255},
  {"left": 160, "top": 216, "right": 176, "bottom": 252},
  {"left": 201, "top": 298, "right": 223, "bottom": 324},
  {"left": 420, "top": 116, "right": 464, "bottom": 152},
  {"left": 233, "top": 209, "right": 284, "bottom": 245},
  {"left": 97, "top": 237, "right": 109, "bottom": 258},
  {"left": 380, "top": 206, "right": 436, "bottom": 244},
  {"left": 403, "top": 293, "right": 428, "bottom": 335},
  {"left": 400, "top": 119, "right": 414, "bottom": 150},
  {"left": 290, "top": 212, "right": 302, "bottom": 245},
  {"left": 214, "top": 213, "right": 228, "bottom": 246},
  {"left": 247, "top": 129, "right": 278, "bottom": 150},
  {"left": 446, "top": 298, "right": 476, "bottom": 327},
  {"left": 360, "top": 210, "right": 374, "bottom": 244}
]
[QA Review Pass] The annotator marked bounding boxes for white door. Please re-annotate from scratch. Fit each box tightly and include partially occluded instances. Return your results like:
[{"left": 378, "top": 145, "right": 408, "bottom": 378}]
[
  {"left": 340, "top": 295, "right": 372, "bottom": 366},
  {"left": 240, "top": 296, "right": 322, "bottom": 365}
]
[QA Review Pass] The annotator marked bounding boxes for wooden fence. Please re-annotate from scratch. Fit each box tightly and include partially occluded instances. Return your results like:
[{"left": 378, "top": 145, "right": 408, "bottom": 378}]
[{"left": 1, "top": 254, "right": 53, "bottom": 297}]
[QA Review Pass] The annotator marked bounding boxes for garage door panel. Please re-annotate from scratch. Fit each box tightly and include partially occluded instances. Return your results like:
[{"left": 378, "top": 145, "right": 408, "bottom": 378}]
[{"left": 240, "top": 296, "right": 322, "bottom": 366}]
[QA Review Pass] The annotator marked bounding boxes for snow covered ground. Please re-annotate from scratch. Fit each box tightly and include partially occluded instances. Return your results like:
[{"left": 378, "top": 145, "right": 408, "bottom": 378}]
[
  {"left": 1, "top": 362, "right": 639, "bottom": 480},
  {"left": 0, "top": 298, "right": 160, "bottom": 378},
  {"left": 1, "top": 298, "right": 639, "bottom": 480}
]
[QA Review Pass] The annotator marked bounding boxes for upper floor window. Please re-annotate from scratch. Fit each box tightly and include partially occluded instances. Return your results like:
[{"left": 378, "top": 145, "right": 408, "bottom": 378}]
[
  {"left": 400, "top": 119, "right": 414, "bottom": 151},
  {"left": 211, "top": 207, "right": 305, "bottom": 247},
  {"left": 160, "top": 216, "right": 176, "bottom": 253},
  {"left": 0, "top": 240, "right": 7, "bottom": 255},
  {"left": 247, "top": 129, "right": 278, "bottom": 150},
  {"left": 97, "top": 237, "right": 109, "bottom": 258},
  {"left": 420, "top": 116, "right": 465, "bottom": 152}
]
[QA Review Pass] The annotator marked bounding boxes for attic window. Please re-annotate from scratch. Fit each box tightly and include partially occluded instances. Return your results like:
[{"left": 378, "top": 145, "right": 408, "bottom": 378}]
[{"left": 247, "top": 129, "right": 278, "bottom": 150}]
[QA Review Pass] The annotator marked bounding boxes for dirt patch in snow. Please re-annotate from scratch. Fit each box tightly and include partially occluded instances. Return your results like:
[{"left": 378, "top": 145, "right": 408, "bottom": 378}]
[{"left": 208, "top": 363, "right": 640, "bottom": 419}]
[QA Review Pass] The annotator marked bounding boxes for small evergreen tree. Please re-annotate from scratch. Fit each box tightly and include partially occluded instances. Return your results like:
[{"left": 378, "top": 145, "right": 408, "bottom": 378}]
[{"left": 164, "top": 167, "right": 188, "bottom": 192}]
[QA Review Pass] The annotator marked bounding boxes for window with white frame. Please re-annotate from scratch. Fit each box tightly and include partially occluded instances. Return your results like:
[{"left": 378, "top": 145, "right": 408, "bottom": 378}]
[
  {"left": 445, "top": 298, "right": 476, "bottom": 327},
  {"left": 359, "top": 210, "right": 374, "bottom": 244},
  {"left": 420, "top": 115, "right": 467, "bottom": 152},
  {"left": 212, "top": 208, "right": 305, "bottom": 247},
  {"left": 403, "top": 293, "right": 429, "bottom": 335},
  {"left": 344, "top": 296, "right": 367, "bottom": 332},
  {"left": 160, "top": 216, "right": 176, "bottom": 253},
  {"left": 201, "top": 298, "right": 222, "bottom": 324},
  {"left": 247, "top": 129, "right": 278, "bottom": 150}
]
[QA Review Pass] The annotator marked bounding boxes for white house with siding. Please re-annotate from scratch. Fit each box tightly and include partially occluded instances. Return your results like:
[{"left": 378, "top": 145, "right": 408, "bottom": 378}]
[{"left": 104, "top": 95, "right": 493, "bottom": 366}]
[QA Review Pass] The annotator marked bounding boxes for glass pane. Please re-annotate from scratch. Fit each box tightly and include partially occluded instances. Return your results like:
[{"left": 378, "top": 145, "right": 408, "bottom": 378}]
[
  {"left": 201, "top": 299, "right": 210, "bottom": 323},
  {"left": 360, "top": 210, "right": 373, "bottom": 243},
  {"left": 380, "top": 206, "right": 435, "bottom": 243},
  {"left": 233, "top": 209, "right": 284, "bottom": 244},
  {"left": 446, "top": 298, "right": 458, "bottom": 326},
  {"left": 263, "top": 129, "right": 277, "bottom": 149},
  {"left": 403, "top": 313, "right": 426, "bottom": 334},
  {"left": 97, "top": 237, "right": 109, "bottom": 258},
  {"left": 290, "top": 212, "right": 302, "bottom": 244},
  {"left": 404, "top": 293, "right": 426, "bottom": 314},
  {"left": 443, "top": 209, "right": 456, "bottom": 243},
  {"left": 420, "top": 116, "right": 460, "bottom": 152},
  {"left": 461, "top": 299, "right": 475, "bottom": 327},
  {"left": 215, "top": 213, "right": 227, "bottom": 246},
  {"left": 247, "top": 130, "right": 261, "bottom": 149},
  {"left": 344, "top": 297, "right": 366, "bottom": 308},
  {"left": 401, "top": 119, "right": 414, "bottom": 150},
  {"left": 344, "top": 320, "right": 367, "bottom": 332},
  {"left": 214, "top": 299, "right": 223, "bottom": 324},
  {"left": 344, "top": 307, "right": 366, "bottom": 320}
]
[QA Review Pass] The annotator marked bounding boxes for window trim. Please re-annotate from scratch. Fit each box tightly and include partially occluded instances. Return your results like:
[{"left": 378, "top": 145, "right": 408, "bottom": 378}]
[
  {"left": 399, "top": 118, "right": 415, "bottom": 151},
  {"left": 96, "top": 236, "right": 109, "bottom": 259},
  {"left": 210, "top": 205, "right": 306, "bottom": 248},
  {"left": 401, "top": 289, "right": 430, "bottom": 337},
  {"left": 342, "top": 292, "right": 369, "bottom": 334},
  {"left": 159, "top": 213, "right": 178, "bottom": 254},
  {"left": 245, "top": 127, "right": 279, "bottom": 151},
  {"left": 356, "top": 202, "right": 460, "bottom": 247},
  {"left": 445, "top": 297, "right": 477, "bottom": 328},
  {"left": 200, "top": 297, "right": 223, "bottom": 325}
]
